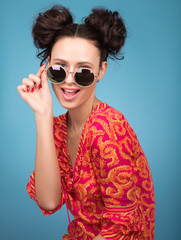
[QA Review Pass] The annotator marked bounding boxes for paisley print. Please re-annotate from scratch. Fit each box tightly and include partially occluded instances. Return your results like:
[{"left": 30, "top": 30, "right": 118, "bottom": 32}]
[{"left": 27, "top": 103, "right": 155, "bottom": 239}]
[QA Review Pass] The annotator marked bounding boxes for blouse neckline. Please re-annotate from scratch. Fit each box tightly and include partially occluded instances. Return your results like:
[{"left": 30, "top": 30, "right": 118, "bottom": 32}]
[
  {"left": 66, "top": 102, "right": 107, "bottom": 166},
  {"left": 61, "top": 102, "right": 108, "bottom": 186}
]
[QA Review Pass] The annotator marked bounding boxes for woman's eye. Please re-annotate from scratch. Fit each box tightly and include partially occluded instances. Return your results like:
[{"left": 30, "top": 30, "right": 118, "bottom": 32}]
[
  {"left": 77, "top": 68, "right": 92, "bottom": 73},
  {"left": 60, "top": 64, "right": 66, "bottom": 68},
  {"left": 55, "top": 63, "right": 66, "bottom": 68}
]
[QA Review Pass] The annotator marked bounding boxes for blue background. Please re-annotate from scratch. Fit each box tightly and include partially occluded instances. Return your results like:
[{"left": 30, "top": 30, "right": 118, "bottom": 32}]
[{"left": 1, "top": 0, "right": 180, "bottom": 239}]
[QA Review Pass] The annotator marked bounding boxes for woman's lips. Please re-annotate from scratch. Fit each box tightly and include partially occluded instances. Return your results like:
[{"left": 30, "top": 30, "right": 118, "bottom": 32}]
[{"left": 61, "top": 87, "right": 80, "bottom": 100}]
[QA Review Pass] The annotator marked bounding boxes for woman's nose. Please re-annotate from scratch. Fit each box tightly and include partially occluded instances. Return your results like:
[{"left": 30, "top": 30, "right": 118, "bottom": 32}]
[{"left": 64, "top": 70, "right": 75, "bottom": 84}]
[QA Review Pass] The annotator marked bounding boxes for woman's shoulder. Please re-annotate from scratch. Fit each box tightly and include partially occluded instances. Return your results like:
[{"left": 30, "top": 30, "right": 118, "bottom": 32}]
[
  {"left": 53, "top": 113, "right": 67, "bottom": 137},
  {"left": 90, "top": 102, "right": 138, "bottom": 144},
  {"left": 53, "top": 113, "right": 67, "bottom": 125},
  {"left": 91, "top": 102, "right": 127, "bottom": 126}
]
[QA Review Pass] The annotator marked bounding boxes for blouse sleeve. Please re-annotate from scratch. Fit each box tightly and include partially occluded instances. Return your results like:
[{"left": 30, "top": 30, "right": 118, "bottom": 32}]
[
  {"left": 26, "top": 116, "right": 65, "bottom": 216},
  {"left": 91, "top": 116, "right": 154, "bottom": 239},
  {"left": 26, "top": 171, "right": 65, "bottom": 216}
]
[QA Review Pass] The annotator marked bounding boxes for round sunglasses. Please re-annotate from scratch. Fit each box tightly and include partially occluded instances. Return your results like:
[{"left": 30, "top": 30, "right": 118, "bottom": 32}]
[{"left": 47, "top": 65, "right": 98, "bottom": 87}]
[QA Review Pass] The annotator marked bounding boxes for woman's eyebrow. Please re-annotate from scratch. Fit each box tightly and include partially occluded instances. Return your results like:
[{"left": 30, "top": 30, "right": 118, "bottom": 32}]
[
  {"left": 77, "top": 61, "right": 94, "bottom": 66},
  {"left": 53, "top": 58, "right": 67, "bottom": 63},
  {"left": 53, "top": 58, "right": 94, "bottom": 66}
]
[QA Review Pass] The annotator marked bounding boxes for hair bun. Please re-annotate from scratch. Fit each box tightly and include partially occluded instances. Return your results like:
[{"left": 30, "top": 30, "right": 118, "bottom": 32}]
[
  {"left": 85, "top": 8, "right": 127, "bottom": 59},
  {"left": 32, "top": 5, "right": 73, "bottom": 50}
]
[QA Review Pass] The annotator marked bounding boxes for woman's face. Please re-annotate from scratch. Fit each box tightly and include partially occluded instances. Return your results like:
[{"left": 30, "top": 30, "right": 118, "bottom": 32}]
[{"left": 48, "top": 37, "right": 107, "bottom": 110}]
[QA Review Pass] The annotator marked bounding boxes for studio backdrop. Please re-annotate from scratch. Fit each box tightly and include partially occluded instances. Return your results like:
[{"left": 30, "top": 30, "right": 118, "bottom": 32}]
[{"left": 1, "top": 0, "right": 180, "bottom": 239}]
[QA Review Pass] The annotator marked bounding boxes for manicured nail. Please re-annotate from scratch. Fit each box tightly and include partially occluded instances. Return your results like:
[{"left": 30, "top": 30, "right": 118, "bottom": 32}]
[
  {"left": 38, "top": 84, "right": 41, "bottom": 89},
  {"left": 31, "top": 88, "right": 34, "bottom": 92},
  {"left": 41, "top": 63, "right": 45, "bottom": 67},
  {"left": 27, "top": 88, "right": 29, "bottom": 92}
]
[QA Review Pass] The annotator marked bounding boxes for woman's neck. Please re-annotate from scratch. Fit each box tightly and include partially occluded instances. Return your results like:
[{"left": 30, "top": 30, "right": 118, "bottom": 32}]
[{"left": 67, "top": 97, "right": 101, "bottom": 133}]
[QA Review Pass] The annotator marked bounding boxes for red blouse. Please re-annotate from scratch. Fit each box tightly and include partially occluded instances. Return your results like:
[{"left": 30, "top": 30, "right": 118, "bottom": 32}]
[{"left": 27, "top": 102, "right": 155, "bottom": 240}]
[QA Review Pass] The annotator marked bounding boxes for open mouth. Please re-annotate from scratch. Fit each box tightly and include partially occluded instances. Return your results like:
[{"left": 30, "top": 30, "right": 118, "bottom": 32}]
[
  {"left": 61, "top": 88, "right": 80, "bottom": 100},
  {"left": 62, "top": 88, "right": 79, "bottom": 95}
]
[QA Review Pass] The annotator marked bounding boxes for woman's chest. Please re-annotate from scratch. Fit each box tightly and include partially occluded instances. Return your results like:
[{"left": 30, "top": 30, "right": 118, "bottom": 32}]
[{"left": 67, "top": 131, "right": 82, "bottom": 170}]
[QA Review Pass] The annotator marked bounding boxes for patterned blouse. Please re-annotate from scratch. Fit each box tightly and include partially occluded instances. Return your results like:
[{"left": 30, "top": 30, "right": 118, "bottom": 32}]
[{"left": 27, "top": 102, "right": 155, "bottom": 240}]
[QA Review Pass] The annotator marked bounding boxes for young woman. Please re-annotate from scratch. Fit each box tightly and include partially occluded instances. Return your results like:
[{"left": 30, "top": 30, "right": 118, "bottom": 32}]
[{"left": 17, "top": 5, "right": 155, "bottom": 240}]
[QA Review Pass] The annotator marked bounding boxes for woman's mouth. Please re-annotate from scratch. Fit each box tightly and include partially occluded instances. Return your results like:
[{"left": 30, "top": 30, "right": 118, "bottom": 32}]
[{"left": 61, "top": 88, "right": 80, "bottom": 100}]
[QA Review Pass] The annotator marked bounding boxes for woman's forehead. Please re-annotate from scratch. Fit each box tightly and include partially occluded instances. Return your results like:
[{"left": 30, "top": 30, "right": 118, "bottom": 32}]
[{"left": 51, "top": 37, "right": 100, "bottom": 63}]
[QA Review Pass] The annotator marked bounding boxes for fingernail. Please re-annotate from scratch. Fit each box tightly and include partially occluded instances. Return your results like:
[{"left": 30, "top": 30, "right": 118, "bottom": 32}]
[
  {"left": 41, "top": 63, "right": 45, "bottom": 67},
  {"left": 27, "top": 88, "right": 29, "bottom": 92},
  {"left": 31, "top": 88, "right": 34, "bottom": 92},
  {"left": 38, "top": 84, "right": 41, "bottom": 89}
]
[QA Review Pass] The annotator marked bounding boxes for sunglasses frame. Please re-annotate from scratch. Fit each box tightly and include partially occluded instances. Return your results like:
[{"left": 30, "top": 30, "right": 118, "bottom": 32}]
[{"left": 47, "top": 65, "right": 98, "bottom": 87}]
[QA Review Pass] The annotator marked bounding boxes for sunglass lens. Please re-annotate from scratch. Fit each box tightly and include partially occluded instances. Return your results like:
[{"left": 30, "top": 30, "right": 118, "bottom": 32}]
[
  {"left": 75, "top": 69, "right": 94, "bottom": 86},
  {"left": 47, "top": 66, "right": 66, "bottom": 83}
]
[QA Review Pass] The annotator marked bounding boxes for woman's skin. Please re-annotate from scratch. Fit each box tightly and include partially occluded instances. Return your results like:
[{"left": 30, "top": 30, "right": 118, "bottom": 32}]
[{"left": 17, "top": 37, "right": 107, "bottom": 239}]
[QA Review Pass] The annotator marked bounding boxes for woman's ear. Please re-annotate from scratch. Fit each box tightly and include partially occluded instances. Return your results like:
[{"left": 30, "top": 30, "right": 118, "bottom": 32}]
[{"left": 97, "top": 61, "right": 108, "bottom": 82}]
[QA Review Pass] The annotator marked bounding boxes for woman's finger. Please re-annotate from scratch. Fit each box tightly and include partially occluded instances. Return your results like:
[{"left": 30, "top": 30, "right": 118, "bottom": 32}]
[
  {"left": 17, "top": 85, "right": 29, "bottom": 100},
  {"left": 36, "top": 64, "right": 46, "bottom": 78},
  {"left": 22, "top": 78, "right": 35, "bottom": 92},
  {"left": 40, "top": 68, "right": 49, "bottom": 90},
  {"left": 28, "top": 73, "right": 41, "bottom": 89}
]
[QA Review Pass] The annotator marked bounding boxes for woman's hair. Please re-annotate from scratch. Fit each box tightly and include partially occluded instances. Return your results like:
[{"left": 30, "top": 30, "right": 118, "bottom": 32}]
[{"left": 32, "top": 5, "right": 127, "bottom": 66}]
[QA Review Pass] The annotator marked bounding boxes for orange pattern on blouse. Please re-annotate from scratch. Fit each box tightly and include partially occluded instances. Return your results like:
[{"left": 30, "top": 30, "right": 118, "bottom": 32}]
[{"left": 27, "top": 103, "right": 155, "bottom": 240}]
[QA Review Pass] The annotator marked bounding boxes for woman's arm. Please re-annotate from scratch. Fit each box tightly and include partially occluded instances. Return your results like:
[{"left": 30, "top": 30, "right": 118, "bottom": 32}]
[
  {"left": 90, "top": 112, "right": 155, "bottom": 239},
  {"left": 18, "top": 65, "right": 62, "bottom": 211},
  {"left": 35, "top": 114, "right": 62, "bottom": 211}
]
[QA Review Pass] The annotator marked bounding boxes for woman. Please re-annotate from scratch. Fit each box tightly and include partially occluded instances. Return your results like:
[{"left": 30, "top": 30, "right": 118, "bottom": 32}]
[{"left": 17, "top": 5, "right": 155, "bottom": 240}]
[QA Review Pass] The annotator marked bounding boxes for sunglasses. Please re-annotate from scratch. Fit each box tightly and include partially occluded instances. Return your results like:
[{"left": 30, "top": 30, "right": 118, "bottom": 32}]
[{"left": 47, "top": 65, "right": 98, "bottom": 87}]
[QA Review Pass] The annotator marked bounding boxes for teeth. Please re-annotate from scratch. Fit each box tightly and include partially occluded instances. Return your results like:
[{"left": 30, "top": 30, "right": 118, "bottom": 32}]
[{"left": 64, "top": 89, "right": 77, "bottom": 93}]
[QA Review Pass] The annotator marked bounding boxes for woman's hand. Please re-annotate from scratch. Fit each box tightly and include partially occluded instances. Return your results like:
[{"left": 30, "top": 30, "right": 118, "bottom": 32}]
[{"left": 17, "top": 64, "right": 53, "bottom": 117}]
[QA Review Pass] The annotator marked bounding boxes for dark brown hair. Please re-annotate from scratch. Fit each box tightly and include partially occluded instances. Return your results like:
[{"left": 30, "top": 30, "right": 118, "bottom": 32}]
[{"left": 32, "top": 5, "right": 127, "bottom": 66}]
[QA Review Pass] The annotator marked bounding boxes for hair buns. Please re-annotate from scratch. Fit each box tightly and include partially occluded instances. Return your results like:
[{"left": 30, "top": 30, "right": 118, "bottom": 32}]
[
  {"left": 32, "top": 5, "right": 73, "bottom": 50},
  {"left": 85, "top": 8, "right": 127, "bottom": 59},
  {"left": 32, "top": 4, "right": 127, "bottom": 64}
]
